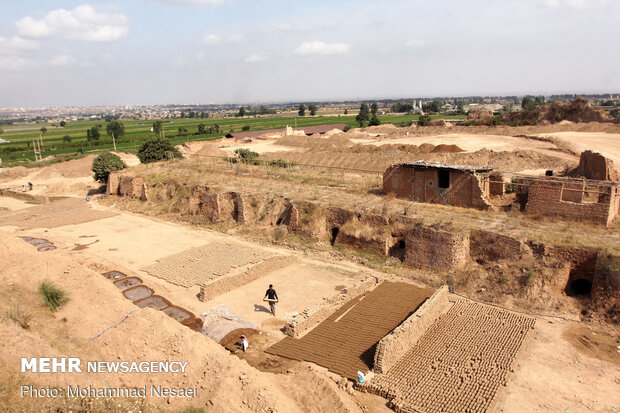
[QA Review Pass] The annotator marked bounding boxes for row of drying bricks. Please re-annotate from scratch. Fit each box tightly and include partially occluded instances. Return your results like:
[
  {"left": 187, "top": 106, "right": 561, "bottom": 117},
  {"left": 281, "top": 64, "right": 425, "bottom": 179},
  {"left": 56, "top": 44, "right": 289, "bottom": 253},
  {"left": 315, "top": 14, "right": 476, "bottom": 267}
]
[{"left": 102, "top": 271, "right": 203, "bottom": 332}]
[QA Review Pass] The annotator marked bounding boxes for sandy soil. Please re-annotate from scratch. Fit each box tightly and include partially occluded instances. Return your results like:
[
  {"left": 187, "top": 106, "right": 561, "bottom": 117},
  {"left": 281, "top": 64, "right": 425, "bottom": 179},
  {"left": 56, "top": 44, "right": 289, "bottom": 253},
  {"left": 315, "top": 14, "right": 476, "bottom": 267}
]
[{"left": 535, "top": 131, "right": 620, "bottom": 165}]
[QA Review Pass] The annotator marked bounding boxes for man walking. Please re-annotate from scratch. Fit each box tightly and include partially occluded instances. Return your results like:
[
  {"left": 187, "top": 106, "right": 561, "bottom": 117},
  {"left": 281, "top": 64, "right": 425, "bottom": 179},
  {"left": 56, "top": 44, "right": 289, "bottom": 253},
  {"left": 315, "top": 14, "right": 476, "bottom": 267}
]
[{"left": 264, "top": 284, "right": 279, "bottom": 316}]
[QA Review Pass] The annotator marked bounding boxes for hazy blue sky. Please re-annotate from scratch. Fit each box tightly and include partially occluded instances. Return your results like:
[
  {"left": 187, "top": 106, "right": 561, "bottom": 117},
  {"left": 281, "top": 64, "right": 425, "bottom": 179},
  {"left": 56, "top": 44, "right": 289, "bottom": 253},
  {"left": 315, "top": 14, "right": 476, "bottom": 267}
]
[{"left": 0, "top": 0, "right": 618, "bottom": 107}]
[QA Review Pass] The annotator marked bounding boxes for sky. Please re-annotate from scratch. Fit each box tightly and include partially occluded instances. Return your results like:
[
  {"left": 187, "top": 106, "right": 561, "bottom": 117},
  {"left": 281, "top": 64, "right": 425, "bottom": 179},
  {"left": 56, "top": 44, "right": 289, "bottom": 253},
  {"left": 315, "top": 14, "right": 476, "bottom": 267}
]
[{"left": 0, "top": 0, "right": 618, "bottom": 107}]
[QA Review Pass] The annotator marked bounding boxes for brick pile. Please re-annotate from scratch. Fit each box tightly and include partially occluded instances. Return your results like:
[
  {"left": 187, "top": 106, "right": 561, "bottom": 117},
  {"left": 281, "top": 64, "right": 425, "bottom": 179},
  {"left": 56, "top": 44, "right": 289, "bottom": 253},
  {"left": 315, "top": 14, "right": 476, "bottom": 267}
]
[
  {"left": 266, "top": 282, "right": 432, "bottom": 379},
  {"left": 359, "top": 300, "right": 535, "bottom": 413}
]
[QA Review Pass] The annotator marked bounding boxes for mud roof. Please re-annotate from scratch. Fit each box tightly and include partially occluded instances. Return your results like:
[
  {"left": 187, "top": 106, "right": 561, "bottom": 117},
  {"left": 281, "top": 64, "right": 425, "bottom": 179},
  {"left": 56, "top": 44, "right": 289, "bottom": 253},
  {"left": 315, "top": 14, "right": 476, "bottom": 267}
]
[{"left": 394, "top": 161, "right": 494, "bottom": 173}]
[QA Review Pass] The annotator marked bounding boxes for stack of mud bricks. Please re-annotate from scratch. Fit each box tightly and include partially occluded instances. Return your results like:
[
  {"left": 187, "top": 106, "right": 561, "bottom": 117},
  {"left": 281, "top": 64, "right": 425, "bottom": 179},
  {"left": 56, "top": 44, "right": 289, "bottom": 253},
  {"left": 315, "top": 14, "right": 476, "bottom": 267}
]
[{"left": 404, "top": 226, "right": 469, "bottom": 270}]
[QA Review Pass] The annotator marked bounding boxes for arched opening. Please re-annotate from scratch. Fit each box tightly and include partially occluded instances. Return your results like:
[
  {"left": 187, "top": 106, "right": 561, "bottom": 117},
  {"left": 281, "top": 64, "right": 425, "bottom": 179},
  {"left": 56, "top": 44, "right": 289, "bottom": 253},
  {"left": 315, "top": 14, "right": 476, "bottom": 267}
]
[
  {"left": 389, "top": 239, "right": 406, "bottom": 262},
  {"left": 276, "top": 218, "right": 282, "bottom": 225},
  {"left": 330, "top": 227, "right": 339, "bottom": 246},
  {"left": 568, "top": 279, "right": 592, "bottom": 297}
]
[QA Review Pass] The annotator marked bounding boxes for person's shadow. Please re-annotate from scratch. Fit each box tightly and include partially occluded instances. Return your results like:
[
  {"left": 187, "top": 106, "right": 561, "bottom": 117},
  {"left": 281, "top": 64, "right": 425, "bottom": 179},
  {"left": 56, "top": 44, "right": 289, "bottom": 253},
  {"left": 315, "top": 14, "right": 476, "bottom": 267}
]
[{"left": 254, "top": 304, "right": 271, "bottom": 313}]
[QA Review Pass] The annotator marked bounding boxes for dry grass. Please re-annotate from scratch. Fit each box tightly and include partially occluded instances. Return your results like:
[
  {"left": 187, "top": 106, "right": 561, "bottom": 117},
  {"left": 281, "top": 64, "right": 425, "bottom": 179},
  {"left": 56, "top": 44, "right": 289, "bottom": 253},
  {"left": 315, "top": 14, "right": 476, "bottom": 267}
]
[{"left": 5, "top": 305, "right": 31, "bottom": 329}]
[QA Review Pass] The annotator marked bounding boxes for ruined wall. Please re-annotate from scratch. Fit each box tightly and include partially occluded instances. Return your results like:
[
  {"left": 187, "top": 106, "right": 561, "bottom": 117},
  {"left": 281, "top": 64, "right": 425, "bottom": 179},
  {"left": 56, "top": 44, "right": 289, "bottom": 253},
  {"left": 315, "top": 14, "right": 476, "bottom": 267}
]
[
  {"left": 383, "top": 165, "right": 491, "bottom": 210},
  {"left": 470, "top": 230, "right": 528, "bottom": 263},
  {"left": 374, "top": 286, "right": 451, "bottom": 374},
  {"left": 570, "top": 150, "right": 619, "bottom": 181},
  {"left": 334, "top": 230, "right": 390, "bottom": 256},
  {"left": 106, "top": 171, "right": 121, "bottom": 195},
  {"left": 404, "top": 226, "right": 470, "bottom": 270},
  {"left": 118, "top": 176, "right": 145, "bottom": 199},
  {"left": 524, "top": 180, "right": 617, "bottom": 226},
  {"left": 198, "top": 256, "right": 298, "bottom": 302},
  {"left": 283, "top": 275, "right": 380, "bottom": 337},
  {"left": 489, "top": 173, "right": 505, "bottom": 197}
]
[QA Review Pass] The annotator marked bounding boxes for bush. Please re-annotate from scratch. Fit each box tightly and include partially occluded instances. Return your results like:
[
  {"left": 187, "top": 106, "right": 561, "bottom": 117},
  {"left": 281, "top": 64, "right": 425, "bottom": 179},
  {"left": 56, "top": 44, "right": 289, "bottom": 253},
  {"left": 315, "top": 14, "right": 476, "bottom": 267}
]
[
  {"left": 343, "top": 125, "right": 351, "bottom": 132},
  {"left": 241, "top": 125, "right": 251, "bottom": 131},
  {"left": 505, "top": 177, "right": 520, "bottom": 194},
  {"left": 417, "top": 115, "right": 432, "bottom": 126},
  {"left": 62, "top": 135, "right": 72, "bottom": 143},
  {"left": 39, "top": 281, "right": 69, "bottom": 312},
  {"left": 234, "top": 148, "right": 259, "bottom": 164},
  {"left": 92, "top": 152, "right": 127, "bottom": 183},
  {"left": 137, "top": 138, "right": 182, "bottom": 164},
  {"left": 6, "top": 305, "right": 31, "bottom": 329},
  {"left": 268, "top": 159, "right": 296, "bottom": 168}
]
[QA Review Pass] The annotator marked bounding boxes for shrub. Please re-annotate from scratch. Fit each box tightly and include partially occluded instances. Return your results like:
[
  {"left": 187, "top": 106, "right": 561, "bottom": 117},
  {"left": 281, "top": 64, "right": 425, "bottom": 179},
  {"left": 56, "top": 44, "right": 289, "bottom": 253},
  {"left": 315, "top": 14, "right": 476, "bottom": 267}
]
[
  {"left": 234, "top": 148, "right": 259, "bottom": 164},
  {"left": 417, "top": 115, "right": 432, "bottom": 126},
  {"left": 343, "top": 125, "right": 351, "bottom": 132},
  {"left": 268, "top": 159, "right": 295, "bottom": 168},
  {"left": 92, "top": 152, "right": 127, "bottom": 183},
  {"left": 137, "top": 138, "right": 182, "bottom": 164},
  {"left": 62, "top": 135, "right": 72, "bottom": 143},
  {"left": 369, "top": 116, "right": 381, "bottom": 126},
  {"left": 39, "top": 281, "right": 69, "bottom": 312},
  {"left": 505, "top": 177, "right": 520, "bottom": 194},
  {"left": 241, "top": 125, "right": 251, "bottom": 131}
]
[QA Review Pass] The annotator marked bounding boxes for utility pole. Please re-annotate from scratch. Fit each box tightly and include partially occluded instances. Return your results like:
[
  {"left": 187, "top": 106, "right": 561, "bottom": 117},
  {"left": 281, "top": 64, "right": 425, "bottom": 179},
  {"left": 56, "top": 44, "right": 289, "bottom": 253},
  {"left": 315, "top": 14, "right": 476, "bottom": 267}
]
[{"left": 32, "top": 139, "right": 38, "bottom": 161}]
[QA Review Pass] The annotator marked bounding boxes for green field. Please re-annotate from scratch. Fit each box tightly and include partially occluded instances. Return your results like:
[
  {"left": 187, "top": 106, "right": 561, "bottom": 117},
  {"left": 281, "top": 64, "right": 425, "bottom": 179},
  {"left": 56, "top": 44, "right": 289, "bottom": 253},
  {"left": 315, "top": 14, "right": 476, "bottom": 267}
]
[{"left": 0, "top": 114, "right": 465, "bottom": 167}]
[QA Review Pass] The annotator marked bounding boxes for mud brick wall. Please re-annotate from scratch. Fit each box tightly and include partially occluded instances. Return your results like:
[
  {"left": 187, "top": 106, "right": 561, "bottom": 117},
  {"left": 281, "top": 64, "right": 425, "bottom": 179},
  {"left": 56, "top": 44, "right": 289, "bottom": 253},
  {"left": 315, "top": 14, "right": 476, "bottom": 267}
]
[
  {"left": 283, "top": 275, "right": 380, "bottom": 337},
  {"left": 404, "top": 226, "right": 470, "bottom": 270},
  {"left": 524, "top": 180, "right": 616, "bottom": 226},
  {"left": 489, "top": 173, "right": 505, "bottom": 197},
  {"left": 198, "top": 256, "right": 298, "bottom": 302},
  {"left": 374, "top": 286, "right": 451, "bottom": 374},
  {"left": 383, "top": 165, "right": 492, "bottom": 210},
  {"left": 334, "top": 231, "right": 390, "bottom": 256},
  {"left": 570, "top": 150, "right": 619, "bottom": 181},
  {"left": 106, "top": 171, "right": 121, "bottom": 195},
  {"left": 118, "top": 176, "right": 145, "bottom": 199},
  {"left": 469, "top": 230, "right": 527, "bottom": 263}
]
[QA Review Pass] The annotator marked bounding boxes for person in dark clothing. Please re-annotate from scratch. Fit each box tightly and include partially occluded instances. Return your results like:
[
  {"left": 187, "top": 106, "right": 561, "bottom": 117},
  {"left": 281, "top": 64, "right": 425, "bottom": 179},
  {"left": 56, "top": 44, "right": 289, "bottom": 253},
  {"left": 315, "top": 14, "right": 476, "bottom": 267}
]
[{"left": 264, "top": 284, "right": 279, "bottom": 316}]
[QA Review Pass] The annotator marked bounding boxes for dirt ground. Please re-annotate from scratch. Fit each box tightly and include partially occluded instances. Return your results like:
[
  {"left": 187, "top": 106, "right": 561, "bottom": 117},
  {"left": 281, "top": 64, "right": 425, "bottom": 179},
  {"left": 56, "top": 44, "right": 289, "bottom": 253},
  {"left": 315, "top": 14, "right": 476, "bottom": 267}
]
[
  {"left": 1, "top": 124, "right": 619, "bottom": 412},
  {"left": 535, "top": 131, "right": 620, "bottom": 165}
]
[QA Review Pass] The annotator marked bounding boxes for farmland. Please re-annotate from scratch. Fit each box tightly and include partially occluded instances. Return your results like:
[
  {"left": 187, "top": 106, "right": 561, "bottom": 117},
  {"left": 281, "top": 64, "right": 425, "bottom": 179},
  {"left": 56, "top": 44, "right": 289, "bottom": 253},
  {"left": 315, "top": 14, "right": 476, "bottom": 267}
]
[{"left": 0, "top": 114, "right": 464, "bottom": 166}]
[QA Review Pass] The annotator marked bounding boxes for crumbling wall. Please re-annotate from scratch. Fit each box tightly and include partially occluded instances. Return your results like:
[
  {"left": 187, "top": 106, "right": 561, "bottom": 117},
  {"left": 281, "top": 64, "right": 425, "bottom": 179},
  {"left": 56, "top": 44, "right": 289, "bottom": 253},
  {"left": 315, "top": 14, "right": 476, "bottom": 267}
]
[
  {"left": 404, "top": 226, "right": 470, "bottom": 270},
  {"left": 569, "top": 150, "right": 619, "bottom": 181},
  {"left": 198, "top": 256, "right": 298, "bottom": 302},
  {"left": 470, "top": 230, "right": 528, "bottom": 263},
  {"left": 118, "top": 176, "right": 145, "bottom": 199},
  {"left": 489, "top": 173, "right": 505, "bottom": 197},
  {"left": 383, "top": 165, "right": 491, "bottom": 210},
  {"left": 334, "top": 229, "right": 390, "bottom": 256},
  {"left": 106, "top": 171, "right": 121, "bottom": 195},
  {"left": 374, "top": 286, "right": 451, "bottom": 374},
  {"left": 524, "top": 180, "right": 617, "bottom": 226},
  {"left": 283, "top": 275, "right": 380, "bottom": 337}
]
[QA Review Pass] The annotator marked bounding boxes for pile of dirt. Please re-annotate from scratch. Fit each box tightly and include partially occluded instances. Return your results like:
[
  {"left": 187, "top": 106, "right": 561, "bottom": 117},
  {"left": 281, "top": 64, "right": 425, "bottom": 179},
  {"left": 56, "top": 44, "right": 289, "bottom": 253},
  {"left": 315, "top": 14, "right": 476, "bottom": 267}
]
[
  {"left": 219, "top": 327, "right": 259, "bottom": 352},
  {"left": 194, "top": 143, "right": 228, "bottom": 157},
  {"left": 348, "top": 143, "right": 463, "bottom": 155},
  {"left": 467, "top": 110, "right": 494, "bottom": 121},
  {"left": 276, "top": 134, "right": 352, "bottom": 149},
  {"left": 432, "top": 144, "right": 463, "bottom": 153},
  {"left": 0, "top": 166, "right": 30, "bottom": 182},
  {"left": 429, "top": 119, "right": 453, "bottom": 128}
]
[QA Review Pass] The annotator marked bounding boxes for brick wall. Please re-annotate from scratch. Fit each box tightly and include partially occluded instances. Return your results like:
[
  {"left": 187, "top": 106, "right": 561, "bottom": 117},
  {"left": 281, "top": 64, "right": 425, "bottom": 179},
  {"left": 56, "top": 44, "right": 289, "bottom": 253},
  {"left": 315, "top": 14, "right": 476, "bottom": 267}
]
[
  {"left": 404, "top": 226, "right": 470, "bottom": 270},
  {"left": 524, "top": 180, "right": 617, "bottom": 226}
]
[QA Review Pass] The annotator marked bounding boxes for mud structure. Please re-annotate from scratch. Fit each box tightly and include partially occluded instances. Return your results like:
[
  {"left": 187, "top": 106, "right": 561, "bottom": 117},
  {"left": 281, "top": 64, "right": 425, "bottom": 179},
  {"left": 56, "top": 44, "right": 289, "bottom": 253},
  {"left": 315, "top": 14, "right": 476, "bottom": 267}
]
[{"left": 383, "top": 162, "right": 493, "bottom": 210}]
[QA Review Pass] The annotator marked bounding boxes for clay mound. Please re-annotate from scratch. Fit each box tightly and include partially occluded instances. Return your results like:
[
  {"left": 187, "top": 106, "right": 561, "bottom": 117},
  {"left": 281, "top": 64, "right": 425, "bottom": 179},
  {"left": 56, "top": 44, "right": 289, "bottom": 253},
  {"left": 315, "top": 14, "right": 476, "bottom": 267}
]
[
  {"left": 32, "top": 168, "right": 64, "bottom": 180},
  {"left": 467, "top": 110, "right": 494, "bottom": 121},
  {"left": 559, "top": 120, "right": 575, "bottom": 126},
  {"left": 276, "top": 134, "right": 352, "bottom": 149},
  {"left": 418, "top": 143, "right": 437, "bottom": 153},
  {"left": 432, "top": 144, "right": 464, "bottom": 153},
  {"left": 50, "top": 155, "right": 98, "bottom": 178},
  {"left": 429, "top": 119, "right": 453, "bottom": 128},
  {"left": 0, "top": 166, "right": 30, "bottom": 182},
  {"left": 194, "top": 143, "right": 228, "bottom": 157},
  {"left": 363, "top": 124, "right": 398, "bottom": 134}
]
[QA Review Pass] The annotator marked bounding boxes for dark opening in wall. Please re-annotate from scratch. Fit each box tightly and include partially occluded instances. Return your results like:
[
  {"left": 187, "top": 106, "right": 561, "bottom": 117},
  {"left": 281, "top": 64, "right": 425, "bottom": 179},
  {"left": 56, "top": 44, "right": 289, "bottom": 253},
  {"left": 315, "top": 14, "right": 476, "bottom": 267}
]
[
  {"left": 389, "top": 239, "right": 406, "bottom": 262},
  {"left": 330, "top": 227, "right": 339, "bottom": 246},
  {"left": 567, "top": 278, "right": 592, "bottom": 297},
  {"left": 438, "top": 170, "right": 450, "bottom": 189}
]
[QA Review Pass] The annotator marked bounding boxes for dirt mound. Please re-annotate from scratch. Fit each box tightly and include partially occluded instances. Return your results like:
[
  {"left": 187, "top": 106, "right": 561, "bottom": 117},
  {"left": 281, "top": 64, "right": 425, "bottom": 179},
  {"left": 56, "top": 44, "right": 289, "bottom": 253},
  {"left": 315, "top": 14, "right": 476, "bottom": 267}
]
[
  {"left": 219, "top": 327, "right": 259, "bottom": 352},
  {"left": 429, "top": 119, "right": 453, "bottom": 128},
  {"left": 467, "top": 110, "right": 494, "bottom": 121},
  {"left": 0, "top": 166, "right": 30, "bottom": 182},
  {"left": 276, "top": 134, "right": 352, "bottom": 149},
  {"left": 194, "top": 143, "right": 228, "bottom": 157},
  {"left": 432, "top": 144, "right": 463, "bottom": 153},
  {"left": 50, "top": 155, "right": 97, "bottom": 178}
]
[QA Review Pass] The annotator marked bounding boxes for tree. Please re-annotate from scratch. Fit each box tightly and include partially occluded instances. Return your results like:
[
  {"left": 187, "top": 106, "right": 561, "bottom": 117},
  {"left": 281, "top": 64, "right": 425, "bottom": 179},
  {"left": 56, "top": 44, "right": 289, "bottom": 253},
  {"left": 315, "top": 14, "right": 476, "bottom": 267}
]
[
  {"left": 369, "top": 115, "right": 381, "bottom": 126},
  {"left": 0, "top": 128, "right": 3, "bottom": 135},
  {"left": 234, "top": 148, "right": 259, "bottom": 164},
  {"left": 106, "top": 120, "right": 124, "bottom": 139},
  {"left": 356, "top": 103, "right": 370, "bottom": 127},
  {"left": 198, "top": 124, "right": 207, "bottom": 134},
  {"left": 242, "top": 125, "right": 251, "bottom": 131},
  {"left": 137, "top": 138, "right": 182, "bottom": 163},
  {"left": 214, "top": 124, "right": 220, "bottom": 134},
  {"left": 418, "top": 114, "right": 432, "bottom": 126},
  {"left": 59, "top": 121, "right": 66, "bottom": 127},
  {"left": 40, "top": 127, "right": 47, "bottom": 134},
  {"left": 344, "top": 109, "right": 348, "bottom": 115},
  {"left": 298, "top": 104, "right": 306, "bottom": 117},
  {"left": 521, "top": 96, "right": 536, "bottom": 111},
  {"left": 371, "top": 102, "right": 379, "bottom": 117},
  {"left": 92, "top": 152, "right": 127, "bottom": 183},
  {"left": 308, "top": 104, "right": 318, "bottom": 116},
  {"left": 62, "top": 135, "right": 72, "bottom": 143},
  {"left": 90, "top": 126, "right": 100, "bottom": 140},
  {"left": 237, "top": 107, "right": 246, "bottom": 117},
  {"left": 178, "top": 127, "right": 188, "bottom": 136},
  {"left": 153, "top": 120, "right": 163, "bottom": 135}
]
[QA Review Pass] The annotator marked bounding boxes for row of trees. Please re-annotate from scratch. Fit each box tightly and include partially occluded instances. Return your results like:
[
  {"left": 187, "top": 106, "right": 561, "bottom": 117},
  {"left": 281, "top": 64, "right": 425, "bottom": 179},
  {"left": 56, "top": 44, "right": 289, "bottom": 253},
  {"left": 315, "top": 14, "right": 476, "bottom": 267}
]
[{"left": 356, "top": 103, "right": 381, "bottom": 127}]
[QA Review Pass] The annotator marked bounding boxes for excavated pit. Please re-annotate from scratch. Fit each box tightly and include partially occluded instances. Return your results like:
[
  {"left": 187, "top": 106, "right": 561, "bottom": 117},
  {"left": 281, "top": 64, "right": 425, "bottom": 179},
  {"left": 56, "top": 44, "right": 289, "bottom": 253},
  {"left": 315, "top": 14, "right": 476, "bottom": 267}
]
[
  {"left": 113, "top": 277, "right": 143, "bottom": 290},
  {"left": 163, "top": 306, "right": 193, "bottom": 323},
  {"left": 134, "top": 295, "right": 171, "bottom": 310},
  {"left": 122, "top": 285, "right": 154, "bottom": 301},
  {"left": 20, "top": 236, "right": 57, "bottom": 252},
  {"left": 103, "top": 270, "right": 128, "bottom": 281}
]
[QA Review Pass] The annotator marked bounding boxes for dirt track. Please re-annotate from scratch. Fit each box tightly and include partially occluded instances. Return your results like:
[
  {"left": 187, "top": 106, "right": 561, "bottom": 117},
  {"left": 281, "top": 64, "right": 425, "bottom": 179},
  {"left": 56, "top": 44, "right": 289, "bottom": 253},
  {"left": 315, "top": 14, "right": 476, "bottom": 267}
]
[{"left": 267, "top": 282, "right": 432, "bottom": 379}]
